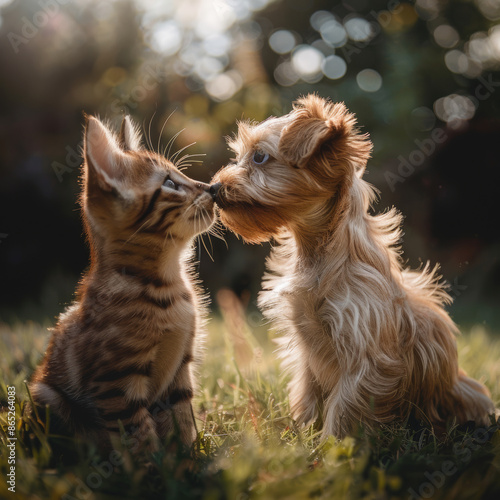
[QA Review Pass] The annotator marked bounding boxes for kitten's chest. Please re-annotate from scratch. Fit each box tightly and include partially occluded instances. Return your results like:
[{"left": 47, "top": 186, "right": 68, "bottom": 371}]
[{"left": 149, "top": 293, "right": 196, "bottom": 397}]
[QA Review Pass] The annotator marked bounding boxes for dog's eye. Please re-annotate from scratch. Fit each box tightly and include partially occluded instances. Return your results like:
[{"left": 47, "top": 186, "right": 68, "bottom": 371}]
[
  {"left": 163, "top": 176, "right": 178, "bottom": 190},
  {"left": 253, "top": 150, "right": 269, "bottom": 165}
]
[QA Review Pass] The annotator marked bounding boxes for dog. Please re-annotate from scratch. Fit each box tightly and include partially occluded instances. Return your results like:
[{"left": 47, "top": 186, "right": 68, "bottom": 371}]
[{"left": 210, "top": 94, "right": 495, "bottom": 438}]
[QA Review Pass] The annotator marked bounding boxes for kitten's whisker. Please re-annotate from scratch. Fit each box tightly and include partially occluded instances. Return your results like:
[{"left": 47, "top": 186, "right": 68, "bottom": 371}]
[
  {"left": 176, "top": 153, "right": 206, "bottom": 165},
  {"left": 143, "top": 110, "right": 156, "bottom": 152},
  {"left": 163, "top": 228, "right": 175, "bottom": 250},
  {"left": 171, "top": 142, "right": 197, "bottom": 165},
  {"left": 207, "top": 232, "right": 214, "bottom": 256},
  {"left": 177, "top": 159, "right": 204, "bottom": 165},
  {"left": 144, "top": 149, "right": 156, "bottom": 168},
  {"left": 204, "top": 214, "right": 215, "bottom": 257},
  {"left": 198, "top": 224, "right": 214, "bottom": 262},
  {"left": 122, "top": 216, "right": 156, "bottom": 247},
  {"left": 198, "top": 206, "right": 215, "bottom": 261},
  {"left": 164, "top": 128, "right": 186, "bottom": 160},
  {"left": 157, "top": 109, "right": 176, "bottom": 154},
  {"left": 193, "top": 209, "right": 202, "bottom": 256},
  {"left": 176, "top": 158, "right": 205, "bottom": 171},
  {"left": 210, "top": 229, "right": 228, "bottom": 246},
  {"left": 142, "top": 118, "right": 149, "bottom": 148},
  {"left": 202, "top": 206, "right": 215, "bottom": 249},
  {"left": 207, "top": 218, "right": 227, "bottom": 244},
  {"left": 147, "top": 109, "right": 157, "bottom": 151}
]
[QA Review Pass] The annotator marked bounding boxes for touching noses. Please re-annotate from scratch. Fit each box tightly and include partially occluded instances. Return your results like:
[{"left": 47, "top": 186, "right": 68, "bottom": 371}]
[{"left": 209, "top": 182, "right": 222, "bottom": 201}]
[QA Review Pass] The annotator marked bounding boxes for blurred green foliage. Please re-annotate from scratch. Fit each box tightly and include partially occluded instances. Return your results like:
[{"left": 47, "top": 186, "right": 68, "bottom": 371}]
[{"left": 0, "top": 0, "right": 499, "bottom": 324}]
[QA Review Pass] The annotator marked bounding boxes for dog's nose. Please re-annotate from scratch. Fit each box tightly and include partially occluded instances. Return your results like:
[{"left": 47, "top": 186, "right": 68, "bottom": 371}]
[{"left": 209, "top": 182, "right": 222, "bottom": 201}]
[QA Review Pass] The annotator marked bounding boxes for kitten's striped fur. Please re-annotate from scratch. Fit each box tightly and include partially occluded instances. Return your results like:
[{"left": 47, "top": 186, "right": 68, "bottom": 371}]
[{"left": 29, "top": 115, "right": 215, "bottom": 453}]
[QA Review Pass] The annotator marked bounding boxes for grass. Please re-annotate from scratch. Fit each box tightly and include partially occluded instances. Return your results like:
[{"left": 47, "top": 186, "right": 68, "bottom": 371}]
[{"left": 1, "top": 301, "right": 500, "bottom": 500}]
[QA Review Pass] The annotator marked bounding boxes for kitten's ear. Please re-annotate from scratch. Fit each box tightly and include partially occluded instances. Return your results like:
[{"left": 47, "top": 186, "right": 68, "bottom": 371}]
[
  {"left": 118, "top": 115, "right": 142, "bottom": 151},
  {"left": 84, "top": 116, "right": 127, "bottom": 192}
]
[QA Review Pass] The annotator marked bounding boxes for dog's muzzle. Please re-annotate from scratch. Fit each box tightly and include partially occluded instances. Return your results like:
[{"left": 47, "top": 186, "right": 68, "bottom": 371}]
[{"left": 209, "top": 182, "right": 222, "bottom": 201}]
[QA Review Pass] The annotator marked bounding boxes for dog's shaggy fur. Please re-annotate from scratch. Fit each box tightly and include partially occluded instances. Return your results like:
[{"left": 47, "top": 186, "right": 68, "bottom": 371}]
[{"left": 212, "top": 94, "right": 495, "bottom": 438}]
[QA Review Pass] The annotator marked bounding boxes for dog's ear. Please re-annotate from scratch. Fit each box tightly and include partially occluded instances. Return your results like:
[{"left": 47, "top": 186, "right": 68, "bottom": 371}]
[{"left": 278, "top": 95, "right": 368, "bottom": 170}]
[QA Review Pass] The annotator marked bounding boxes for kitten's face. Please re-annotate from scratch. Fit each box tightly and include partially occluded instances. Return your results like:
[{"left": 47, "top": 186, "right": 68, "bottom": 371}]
[{"left": 83, "top": 116, "right": 215, "bottom": 245}]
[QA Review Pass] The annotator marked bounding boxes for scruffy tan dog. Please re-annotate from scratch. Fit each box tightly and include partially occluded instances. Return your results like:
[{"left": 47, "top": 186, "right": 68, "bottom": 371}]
[{"left": 211, "top": 94, "right": 495, "bottom": 438}]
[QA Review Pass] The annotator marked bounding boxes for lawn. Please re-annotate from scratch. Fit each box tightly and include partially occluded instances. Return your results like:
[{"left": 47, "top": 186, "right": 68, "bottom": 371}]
[{"left": 1, "top": 297, "right": 500, "bottom": 500}]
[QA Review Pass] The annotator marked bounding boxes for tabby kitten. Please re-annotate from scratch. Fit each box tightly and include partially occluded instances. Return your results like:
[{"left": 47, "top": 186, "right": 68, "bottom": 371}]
[{"left": 29, "top": 115, "right": 215, "bottom": 453}]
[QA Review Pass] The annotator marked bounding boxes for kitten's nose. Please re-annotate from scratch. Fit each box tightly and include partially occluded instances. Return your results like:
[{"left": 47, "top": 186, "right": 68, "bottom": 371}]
[{"left": 209, "top": 182, "right": 222, "bottom": 201}]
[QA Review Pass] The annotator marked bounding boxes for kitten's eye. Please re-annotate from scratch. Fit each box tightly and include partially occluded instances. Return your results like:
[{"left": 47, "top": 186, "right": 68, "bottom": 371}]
[
  {"left": 253, "top": 150, "right": 269, "bottom": 165},
  {"left": 163, "top": 177, "right": 177, "bottom": 190}
]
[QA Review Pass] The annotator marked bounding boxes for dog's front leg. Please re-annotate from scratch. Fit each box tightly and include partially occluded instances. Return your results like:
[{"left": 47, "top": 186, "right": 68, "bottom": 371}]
[
  {"left": 288, "top": 360, "right": 323, "bottom": 428},
  {"left": 321, "top": 360, "right": 404, "bottom": 438}
]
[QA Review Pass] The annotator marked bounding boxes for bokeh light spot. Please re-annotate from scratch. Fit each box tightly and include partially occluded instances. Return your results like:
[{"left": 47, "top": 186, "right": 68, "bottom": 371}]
[
  {"left": 322, "top": 55, "right": 347, "bottom": 79},
  {"left": 356, "top": 69, "right": 382, "bottom": 92},
  {"left": 476, "top": 0, "right": 500, "bottom": 21},
  {"left": 274, "top": 61, "right": 299, "bottom": 86},
  {"left": 434, "top": 94, "right": 476, "bottom": 125},
  {"left": 310, "top": 10, "right": 335, "bottom": 31},
  {"left": 411, "top": 106, "right": 436, "bottom": 131},
  {"left": 195, "top": 57, "right": 225, "bottom": 82},
  {"left": 467, "top": 32, "right": 491, "bottom": 63},
  {"left": 489, "top": 24, "right": 500, "bottom": 59},
  {"left": 205, "top": 71, "right": 242, "bottom": 101},
  {"left": 415, "top": 0, "right": 440, "bottom": 20},
  {"left": 101, "top": 67, "right": 127, "bottom": 87},
  {"left": 320, "top": 20, "right": 347, "bottom": 48},
  {"left": 291, "top": 45, "right": 324, "bottom": 76},
  {"left": 149, "top": 20, "right": 182, "bottom": 55},
  {"left": 269, "top": 30, "right": 296, "bottom": 54},
  {"left": 433, "top": 25, "right": 460, "bottom": 48},
  {"left": 444, "top": 49, "right": 469, "bottom": 74},
  {"left": 344, "top": 17, "right": 373, "bottom": 42},
  {"left": 203, "top": 34, "right": 231, "bottom": 57}
]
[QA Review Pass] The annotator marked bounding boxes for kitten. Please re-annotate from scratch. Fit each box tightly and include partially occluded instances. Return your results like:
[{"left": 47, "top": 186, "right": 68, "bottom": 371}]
[{"left": 29, "top": 115, "right": 216, "bottom": 454}]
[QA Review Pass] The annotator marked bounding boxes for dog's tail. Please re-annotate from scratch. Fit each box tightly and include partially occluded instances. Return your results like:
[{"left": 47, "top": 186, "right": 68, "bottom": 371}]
[{"left": 452, "top": 370, "right": 496, "bottom": 426}]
